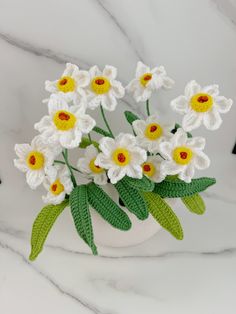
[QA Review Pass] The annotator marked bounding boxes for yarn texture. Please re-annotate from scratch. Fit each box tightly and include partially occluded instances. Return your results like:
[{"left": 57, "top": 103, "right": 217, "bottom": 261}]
[
  {"left": 87, "top": 182, "right": 132, "bottom": 231},
  {"left": 124, "top": 175, "right": 155, "bottom": 192},
  {"left": 124, "top": 110, "right": 139, "bottom": 125},
  {"left": 181, "top": 193, "right": 206, "bottom": 215},
  {"left": 29, "top": 199, "right": 69, "bottom": 261}
]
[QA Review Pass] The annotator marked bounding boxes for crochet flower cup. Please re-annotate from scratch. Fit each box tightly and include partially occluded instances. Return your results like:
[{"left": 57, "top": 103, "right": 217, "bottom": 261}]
[{"left": 14, "top": 62, "right": 232, "bottom": 260}]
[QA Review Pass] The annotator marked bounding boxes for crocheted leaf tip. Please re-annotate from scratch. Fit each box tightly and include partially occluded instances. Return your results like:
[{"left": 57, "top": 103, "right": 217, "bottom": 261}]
[
  {"left": 115, "top": 179, "right": 149, "bottom": 220},
  {"left": 70, "top": 185, "right": 97, "bottom": 255},
  {"left": 124, "top": 111, "right": 140, "bottom": 125},
  {"left": 93, "top": 126, "right": 111, "bottom": 137},
  {"left": 143, "top": 192, "right": 183, "bottom": 240},
  {"left": 154, "top": 177, "right": 216, "bottom": 198},
  {"left": 181, "top": 194, "right": 206, "bottom": 215},
  {"left": 87, "top": 182, "right": 132, "bottom": 231},
  {"left": 29, "top": 199, "right": 68, "bottom": 261},
  {"left": 124, "top": 175, "right": 155, "bottom": 192}
]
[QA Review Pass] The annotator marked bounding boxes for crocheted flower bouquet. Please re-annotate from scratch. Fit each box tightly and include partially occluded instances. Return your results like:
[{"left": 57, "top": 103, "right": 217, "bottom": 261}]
[{"left": 14, "top": 62, "right": 232, "bottom": 260}]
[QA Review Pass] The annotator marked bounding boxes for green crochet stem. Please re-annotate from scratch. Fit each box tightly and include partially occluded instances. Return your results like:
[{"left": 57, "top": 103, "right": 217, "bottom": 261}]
[
  {"left": 143, "top": 192, "right": 183, "bottom": 240},
  {"left": 70, "top": 185, "right": 97, "bottom": 255},
  {"left": 115, "top": 179, "right": 149, "bottom": 220},
  {"left": 62, "top": 150, "right": 77, "bottom": 187},
  {"left": 100, "top": 104, "right": 114, "bottom": 138},
  {"left": 181, "top": 194, "right": 206, "bottom": 215},
  {"left": 87, "top": 182, "right": 132, "bottom": 231},
  {"left": 54, "top": 160, "right": 81, "bottom": 173},
  {"left": 29, "top": 199, "right": 69, "bottom": 261},
  {"left": 146, "top": 99, "right": 150, "bottom": 116},
  {"left": 123, "top": 175, "right": 154, "bottom": 192},
  {"left": 154, "top": 177, "right": 216, "bottom": 198}
]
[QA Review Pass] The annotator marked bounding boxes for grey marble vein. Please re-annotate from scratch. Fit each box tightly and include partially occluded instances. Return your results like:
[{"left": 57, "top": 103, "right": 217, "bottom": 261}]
[
  {"left": 0, "top": 239, "right": 112, "bottom": 314},
  {"left": 93, "top": 0, "right": 144, "bottom": 62},
  {"left": 0, "top": 31, "right": 91, "bottom": 69},
  {"left": 212, "top": 0, "right": 236, "bottom": 27}
]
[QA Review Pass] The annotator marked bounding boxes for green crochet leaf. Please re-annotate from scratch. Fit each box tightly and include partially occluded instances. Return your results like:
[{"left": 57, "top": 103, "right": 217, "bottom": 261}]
[
  {"left": 79, "top": 137, "right": 99, "bottom": 149},
  {"left": 115, "top": 180, "right": 149, "bottom": 220},
  {"left": 181, "top": 194, "right": 206, "bottom": 215},
  {"left": 29, "top": 199, "right": 68, "bottom": 261},
  {"left": 143, "top": 192, "right": 183, "bottom": 240},
  {"left": 154, "top": 177, "right": 216, "bottom": 198},
  {"left": 123, "top": 175, "right": 155, "bottom": 192},
  {"left": 124, "top": 111, "right": 140, "bottom": 125},
  {"left": 93, "top": 126, "right": 111, "bottom": 137},
  {"left": 87, "top": 182, "right": 131, "bottom": 231},
  {"left": 69, "top": 185, "right": 97, "bottom": 255}
]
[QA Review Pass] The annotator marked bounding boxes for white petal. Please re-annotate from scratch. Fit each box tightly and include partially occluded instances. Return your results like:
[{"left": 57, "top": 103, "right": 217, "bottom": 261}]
[
  {"left": 48, "top": 95, "right": 69, "bottom": 115},
  {"left": 194, "top": 152, "right": 210, "bottom": 170},
  {"left": 134, "top": 87, "right": 152, "bottom": 102},
  {"left": 162, "top": 76, "right": 175, "bottom": 89},
  {"left": 171, "top": 96, "right": 189, "bottom": 114},
  {"left": 85, "top": 145, "right": 98, "bottom": 159},
  {"left": 77, "top": 114, "right": 96, "bottom": 133},
  {"left": 182, "top": 110, "right": 203, "bottom": 131},
  {"left": 159, "top": 142, "right": 173, "bottom": 159},
  {"left": 88, "top": 95, "right": 102, "bottom": 110},
  {"left": 214, "top": 96, "right": 233, "bottom": 113},
  {"left": 108, "top": 166, "right": 126, "bottom": 184},
  {"left": 59, "top": 130, "right": 82, "bottom": 149},
  {"left": 26, "top": 170, "right": 44, "bottom": 189},
  {"left": 116, "top": 133, "right": 136, "bottom": 148},
  {"left": 99, "top": 137, "right": 116, "bottom": 156},
  {"left": 179, "top": 164, "right": 195, "bottom": 183},
  {"left": 14, "top": 143, "right": 31, "bottom": 159},
  {"left": 102, "top": 93, "right": 117, "bottom": 111},
  {"left": 203, "top": 84, "right": 219, "bottom": 97},
  {"left": 103, "top": 65, "right": 117, "bottom": 80},
  {"left": 186, "top": 137, "right": 206, "bottom": 150},
  {"left": 136, "top": 61, "right": 150, "bottom": 77},
  {"left": 152, "top": 66, "right": 166, "bottom": 76},
  {"left": 34, "top": 116, "right": 52, "bottom": 133},
  {"left": 75, "top": 71, "right": 90, "bottom": 88},
  {"left": 77, "top": 157, "right": 91, "bottom": 174},
  {"left": 111, "top": 80, "right": 125, "bottom": 98},
  {"left": 126, "top": 165, "right": 143, "bottom": 179},
  {"left": 14, "top": 159, "right": 28, "bottom": 172},
  {"left": 173, "top": 128, "right": 188, "bottom": 146},
  {"left": 184, "top": 80, "right": 201, "bottom": 98},
  {"left": 45, "top": 80, "right": 58, "bottom": 93},
  {"left": 61, "top": 176, "right": 73, "bottom": 194},
  {"left": 89, "top": 65, "right": 101, "bottom": 78},
  {"left": 94, "top": 172, "right": 107, "bottom": 185},
  {"left": 63, "top": 63, "right": 78, "bottom": 76},
  {"left": 126, "top": 79, "right": 139, "bottom": 93},
  {"left": 31, "top": 135, "right": 46, "bottom": 150},
  {"left": 132, "top": 120, "right": 146, "bottom": 136},
  {"left": 203, "top": 108, "right": 222, "bottom": 130},
  {"left": 130, "top": 147, "right": 147, "bottom": 164},
  {"left": 160, "top": 161, "right": 183, "bottom": 175},
  {"left": 95, "top": 153, "right": 114, "bottom": 168}
]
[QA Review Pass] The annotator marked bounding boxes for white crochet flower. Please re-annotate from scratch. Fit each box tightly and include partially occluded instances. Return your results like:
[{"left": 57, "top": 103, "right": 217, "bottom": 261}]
[
  {"left": 95, "top": 133, "right": 147, "bottom": 184},
  {"left": 171, "top": 80, "right": 233, "bottom": 131},
  {"left": 142, "top": 156, "right": 166, "bottom": 183},
  {"left": 159, "top": 128, "right": 210, "bottom": 183},
  {"left": 43, "top": 165, "right": 73, "bottom": 205},
  {"left": 45, "top": 63, "right": 89, "bottom": 106},
  {"left": 132, "top": 114, "right": 174, "bottom": 153},
  {"left": 14, "top": 136, "right": 57, "bottom": 189},
  {"left": 85, "top": 65, "right": 125, "bottom": 111},
  {"left": 77, "top": 145, "right": 107, "bottom": 185},
  {"left": 126, "top": 61, "right": 175, "bottom": 102},
  {"left": 35, "top": 95, "right": 96, "bottom": 149}
]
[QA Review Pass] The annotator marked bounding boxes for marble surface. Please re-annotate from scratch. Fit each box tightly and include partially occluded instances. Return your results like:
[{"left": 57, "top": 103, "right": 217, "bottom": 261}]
[{"left": 0, "top": 0, "right": 236, "bottom": 313}]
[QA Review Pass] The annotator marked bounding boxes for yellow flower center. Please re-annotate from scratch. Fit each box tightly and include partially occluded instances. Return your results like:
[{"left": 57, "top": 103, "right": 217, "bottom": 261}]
[
  {"left": 91, "top": 76, "right": 111, "bottom": 94},
  {"left": 89, "top": 158, "right": 104, "bottom": 174},
  {"left": 190, "top": 93, "right": 213, "bottom": 112},
  {"left": 26, "top": 151, "right": 45, "bottom": 170},
  {"left": 57, "top": 76, "right": 75, "bottom": 93},
  {"left": 50, "top": 179, "right": 65, "bottom": 195},
  {"left": 173, "top": 146, "right": 193, "bottom": 165},
  {"left": 53, "top": 110, "right": 76, "bottom": 131},
  {"left": 112, "top": 148, "right": 130, "bottom": 167},
  {"left": 140, "top": 73, "right": 152, "bottom": 87},
  {"left": 142, "top": 162, "right": 156, "bottom": 177},
  {"left": 145, "top": 123, "right": 163, "bottom": 140}
]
